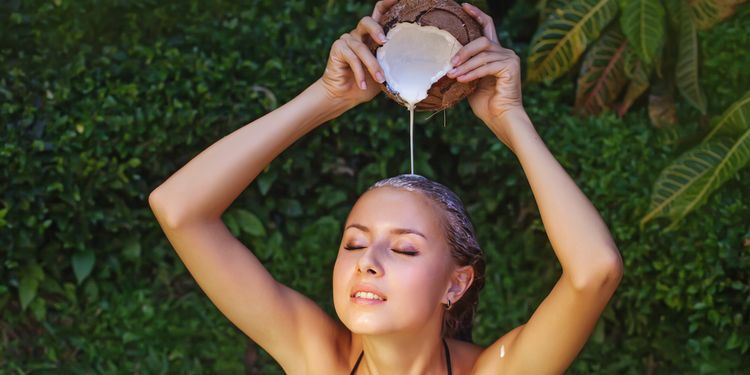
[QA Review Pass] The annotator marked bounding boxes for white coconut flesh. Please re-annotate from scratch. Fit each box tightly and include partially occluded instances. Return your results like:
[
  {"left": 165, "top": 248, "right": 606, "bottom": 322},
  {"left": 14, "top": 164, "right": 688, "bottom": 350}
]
[{"left": 377, "top": 22, "right": 463, "bottom": 108}]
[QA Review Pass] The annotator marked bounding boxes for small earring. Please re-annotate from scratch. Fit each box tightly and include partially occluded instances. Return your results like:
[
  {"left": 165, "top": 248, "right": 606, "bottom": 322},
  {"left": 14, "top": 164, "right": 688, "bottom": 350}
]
[{"left": 445, "top": 298, "right": 453, "bottom": 310}]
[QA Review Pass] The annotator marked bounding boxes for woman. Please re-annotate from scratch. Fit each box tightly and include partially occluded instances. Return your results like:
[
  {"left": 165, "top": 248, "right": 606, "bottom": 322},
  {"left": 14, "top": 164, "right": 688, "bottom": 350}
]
[{"left": 148, "top": 1, "right": 623, "bottom": 374}]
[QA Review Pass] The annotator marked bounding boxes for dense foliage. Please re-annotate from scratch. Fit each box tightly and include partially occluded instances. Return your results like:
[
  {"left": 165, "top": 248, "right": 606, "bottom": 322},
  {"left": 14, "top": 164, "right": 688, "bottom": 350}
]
[
  {"left": 530, "top": 0, "right": 747, "bottom": 117},
  {"left": 528, "top": 0, "right": 750, "bottom": 230},
  {"left": 1, "top": 0, "right": 748, "bottom": 373}
]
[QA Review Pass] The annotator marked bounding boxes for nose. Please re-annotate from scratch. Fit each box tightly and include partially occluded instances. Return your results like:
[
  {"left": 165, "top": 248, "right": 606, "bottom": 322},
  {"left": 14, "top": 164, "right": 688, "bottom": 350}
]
[{"left": 356, "top": 244, "right": 385, "bottom": 276}]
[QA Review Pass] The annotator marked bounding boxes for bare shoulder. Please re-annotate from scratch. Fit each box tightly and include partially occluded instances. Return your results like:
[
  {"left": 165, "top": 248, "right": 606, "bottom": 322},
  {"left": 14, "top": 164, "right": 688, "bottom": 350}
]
[
  {"left": 444, "top": 337, "right": 484, "bottom": 375},
  {"left": 470, "top": 325, "right": 525, "bottom": 375}
]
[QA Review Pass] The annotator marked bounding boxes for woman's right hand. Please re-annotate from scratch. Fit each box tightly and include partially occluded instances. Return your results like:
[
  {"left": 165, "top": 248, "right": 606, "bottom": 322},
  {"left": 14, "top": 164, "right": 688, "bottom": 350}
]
[{"left": 320, "top": 0, "right": 398, "bottom": 107}]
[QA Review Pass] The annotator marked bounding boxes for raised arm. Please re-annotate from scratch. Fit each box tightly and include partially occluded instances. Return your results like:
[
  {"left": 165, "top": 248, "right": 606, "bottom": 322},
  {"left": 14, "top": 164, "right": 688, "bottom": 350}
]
[
  {"left": 445, "top": 4, "right": 623, "bottom": 374},
  {"left": 148, "top": 2, "right": 395, "bottom": 372},
  {"left": 478, "top": 108, "right": 623, "bottom": 374},
  {"left": 148, "top": 80, "right": 349, "bottom": 373}
]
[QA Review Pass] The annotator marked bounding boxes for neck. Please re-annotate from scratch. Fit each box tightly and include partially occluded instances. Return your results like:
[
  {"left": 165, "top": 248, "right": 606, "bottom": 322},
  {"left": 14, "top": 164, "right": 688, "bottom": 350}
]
[{"left": 355, "top": 323, "right": 448, "bottom": 375}]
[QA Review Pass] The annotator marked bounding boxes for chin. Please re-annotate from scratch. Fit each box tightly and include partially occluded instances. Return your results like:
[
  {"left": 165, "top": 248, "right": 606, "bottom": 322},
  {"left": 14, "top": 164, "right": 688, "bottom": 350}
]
[
  {"left": 334, "top": 300, "right": 394, "bottom": 335},
  {"left": 341, "top": 313, "right": 398, "bottom": 335}
]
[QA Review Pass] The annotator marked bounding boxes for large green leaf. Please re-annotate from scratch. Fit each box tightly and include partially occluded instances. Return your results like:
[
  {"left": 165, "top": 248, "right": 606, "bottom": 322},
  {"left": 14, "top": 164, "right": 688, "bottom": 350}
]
[
  {"left": 641, "top": 132, "right": 750, "bottom": 228},
  {"left": 690, "top": 0, "right": 748, "bottom": 30},
  {"left": 527, "top": 0, "right": 619, "bottom": 82},
  {"left": 619, "top": 0, "right": 666, "bottom": 65},
  {"left": 676, "top": 1, "right": 708, "bottom": 114},
  {"left": 538, "top": 0, "right": 573, "bottom": 23},
  {"left": 616, "top": 48, "right": 652, "bottom": 116},
  {"left": 575, "top": 27, "right": 629, "bottom": 115},
  {"left": 704, "top": 91, "right": 750, "bottom": 142}
]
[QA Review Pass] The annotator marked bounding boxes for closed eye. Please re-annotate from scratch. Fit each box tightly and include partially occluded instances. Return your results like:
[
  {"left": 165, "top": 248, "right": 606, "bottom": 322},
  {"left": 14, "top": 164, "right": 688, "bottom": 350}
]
[
  {"left": 344, "top": 245, "right": 418, "bottom": 256},
  {"left": 393, "top": 250, "right": 418, "bottom": 256}
]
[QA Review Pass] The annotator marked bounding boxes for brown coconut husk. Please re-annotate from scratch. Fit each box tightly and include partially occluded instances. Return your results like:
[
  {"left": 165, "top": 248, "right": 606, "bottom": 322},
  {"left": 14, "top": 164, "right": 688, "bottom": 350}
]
[{"left": 365, "top": 0, "right": 483, "bottom": 111}]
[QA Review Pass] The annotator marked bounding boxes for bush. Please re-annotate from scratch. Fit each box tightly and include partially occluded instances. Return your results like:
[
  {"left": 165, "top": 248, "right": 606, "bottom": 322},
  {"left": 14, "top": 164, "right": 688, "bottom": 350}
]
[{"left": 1, "top": 0, "right": 748, "bottom": 373}]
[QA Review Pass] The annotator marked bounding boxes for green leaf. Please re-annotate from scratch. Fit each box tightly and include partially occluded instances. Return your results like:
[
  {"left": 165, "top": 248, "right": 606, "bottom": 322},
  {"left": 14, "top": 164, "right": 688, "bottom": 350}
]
[
  {"left": 690, "top": 0, "right": 748, "bottom": 31},
  {"left": 316, "top": 187, "right": 347, "bottom": 208},
  {"left": 19, "top": 264, "right": 45, "bottom": 311},
  {"left": 527, "top": 0, "right": 620, "bottom": 82},
  {"left": 704, "top": 91, "right": 750, "bottom": 143},
  {"left": 575, "top": 27, "right": 629, "bottom": 115},
  {"left": 84, "top": 280, "right": 99, "bottom": 302},
  {"left": 256, "top": 171, "right": 276, "bottom": 196},
  {"left": 592, "top": 319, "right": 606, "bottom": 343},
  {"left": 223, "top": 210, "right": 241, "bottom": 236},
  {"left": 676, "top": 1, "right": 707, "bottom": 114},
  {"left": 234, "top": 209, "right": 266, "bottom": 237},
  {"left": 19, "top": 277, "right": 39, "bottom": 311},
  {"left": 538, "top": 0, "right": 573, "bottom": 23},
  {"left": 619, "top": 0, "right": 666, "bottom": 65},
  {"left": 664, "top": 0, "right": 683, "bottom": 29},
  {"left": 616, "top": 52, "right": 651, "bottom": 116},
  {"left": 122, "top": 331, "right": 139, "bottom": 344},
  {"left": 641, "top": 133, "right": 750, "bottom": 228},
  {"left": 72, "top": 250, "right": 95, "bottom": 284},
  {"left": 30, "top": 297, "right": 47, "bottom": 321},
  {"left": 726, "top": 331, "right": 741, "bottom": 350}
]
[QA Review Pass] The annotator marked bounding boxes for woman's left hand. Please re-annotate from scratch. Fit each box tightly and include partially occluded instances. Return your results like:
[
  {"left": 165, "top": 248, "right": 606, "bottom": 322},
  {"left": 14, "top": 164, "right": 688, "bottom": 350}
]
[{"left": 446, "top": 3, "right": 524, "bottom": 126}]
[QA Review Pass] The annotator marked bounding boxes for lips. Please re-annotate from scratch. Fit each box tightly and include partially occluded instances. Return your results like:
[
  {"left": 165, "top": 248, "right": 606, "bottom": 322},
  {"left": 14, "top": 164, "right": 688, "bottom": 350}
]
[{"left": 350, "top": 284, "right": 387, "bottom": 302}]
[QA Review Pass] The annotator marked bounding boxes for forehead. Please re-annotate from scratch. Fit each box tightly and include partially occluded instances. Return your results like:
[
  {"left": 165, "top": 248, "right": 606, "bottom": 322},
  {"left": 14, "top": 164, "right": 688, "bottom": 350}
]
[{"left": 346, "top": 187, "right": 444, "bottom": 232}]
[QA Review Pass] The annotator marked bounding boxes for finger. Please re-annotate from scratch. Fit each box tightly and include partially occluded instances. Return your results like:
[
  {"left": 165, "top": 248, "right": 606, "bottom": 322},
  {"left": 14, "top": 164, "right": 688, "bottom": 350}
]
[
  {"left": 337, "top": 38, "right": 368, "bottom": 89},
  {"left": 447, "top": 51, "right": 498, "bottom": 79},
  {"left": 355, "top": 16, "right": 387, "bottom": 44},
  {"left": 456, "top": 57, "right": 518, "bottom": 83},
  {"left": 456, "top": 60, "right": 504, "bottom": 82},
  {"left": 450, "top": 37, "right": 498, "bottom": 66},
  {"left": 372, "top": 0, "right": 399, "bottom": 22},
  {"left": 462, "top": 3, "right": 498, "bottom": 43},
  {"left": 342, "top": 35, "right": 385, "bottom": 83}
]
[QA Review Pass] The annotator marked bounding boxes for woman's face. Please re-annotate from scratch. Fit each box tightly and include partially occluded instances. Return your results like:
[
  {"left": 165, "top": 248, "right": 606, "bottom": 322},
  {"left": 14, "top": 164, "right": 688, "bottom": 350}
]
[{"left": 332, "top": 187, "right": 455, "bottom": 335}]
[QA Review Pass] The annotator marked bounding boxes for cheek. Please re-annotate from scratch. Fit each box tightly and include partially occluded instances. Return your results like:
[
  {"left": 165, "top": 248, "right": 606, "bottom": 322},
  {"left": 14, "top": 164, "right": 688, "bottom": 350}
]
[
  {"left": 389, "top": 258, "right": 448, "bottom": 306},
  {"left": 332, "top": 252, "right": 353, "bottom": 301}
]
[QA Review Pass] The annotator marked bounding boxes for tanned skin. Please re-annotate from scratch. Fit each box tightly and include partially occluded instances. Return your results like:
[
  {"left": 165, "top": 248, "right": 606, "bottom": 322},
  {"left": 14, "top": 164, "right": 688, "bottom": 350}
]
[{"left": 149, "top": 1, "right": 623, "bottom": 374}]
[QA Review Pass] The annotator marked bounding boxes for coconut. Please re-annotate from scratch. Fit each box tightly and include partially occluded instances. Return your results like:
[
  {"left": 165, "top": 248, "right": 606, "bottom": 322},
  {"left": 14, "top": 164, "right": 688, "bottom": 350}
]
[{"left": 366, "top": 0, "right": 483, "bottom": 111}]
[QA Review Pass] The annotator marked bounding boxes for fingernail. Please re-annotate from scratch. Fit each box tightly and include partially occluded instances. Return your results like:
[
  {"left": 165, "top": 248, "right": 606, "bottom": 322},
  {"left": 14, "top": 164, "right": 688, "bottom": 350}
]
[
  {"left": 448, "top": 68, "right": 457, "bottom": 77},
  {"left": 360, "top": 80, "right": 367, "bottom": 90},
  {"left": 376, "top": 72, "right": 385, "bottom": 83},
  {"left": 451, "top": 56, "right": 459, "bottom": 65},
  {"left": 378, "top": 33, "right": 386, "bottom": 42}
]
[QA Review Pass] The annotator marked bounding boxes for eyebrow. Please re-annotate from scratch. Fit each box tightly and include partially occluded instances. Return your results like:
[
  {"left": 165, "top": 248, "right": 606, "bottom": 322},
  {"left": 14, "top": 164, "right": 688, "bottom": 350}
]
[{"left": 345, "top": 223, "right": 428, "bottom": 240}]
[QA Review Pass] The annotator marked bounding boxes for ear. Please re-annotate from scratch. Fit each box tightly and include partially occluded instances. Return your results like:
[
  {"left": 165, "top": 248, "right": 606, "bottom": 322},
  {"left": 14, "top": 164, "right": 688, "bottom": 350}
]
[{"left": 443, "top": 265, "right": 475, "bottom": 304}]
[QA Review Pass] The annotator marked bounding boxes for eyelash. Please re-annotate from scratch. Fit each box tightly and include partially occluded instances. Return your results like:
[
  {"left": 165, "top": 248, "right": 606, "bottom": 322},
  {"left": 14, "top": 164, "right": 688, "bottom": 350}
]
[{"left": 344, "top": 245, "right": 418, "bottom": 256}]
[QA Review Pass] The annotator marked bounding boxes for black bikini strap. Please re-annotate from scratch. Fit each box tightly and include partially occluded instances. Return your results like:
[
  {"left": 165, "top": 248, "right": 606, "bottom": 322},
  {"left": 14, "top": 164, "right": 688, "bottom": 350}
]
[
  {"left": 350, "top": 350, "right": 364, "bottom": 375},
  {"left": 350, "top": 339, "right": 451, "bottom": 375},
  {"left": 443, "top": 338, "right": 453, "bottom": 375}
]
